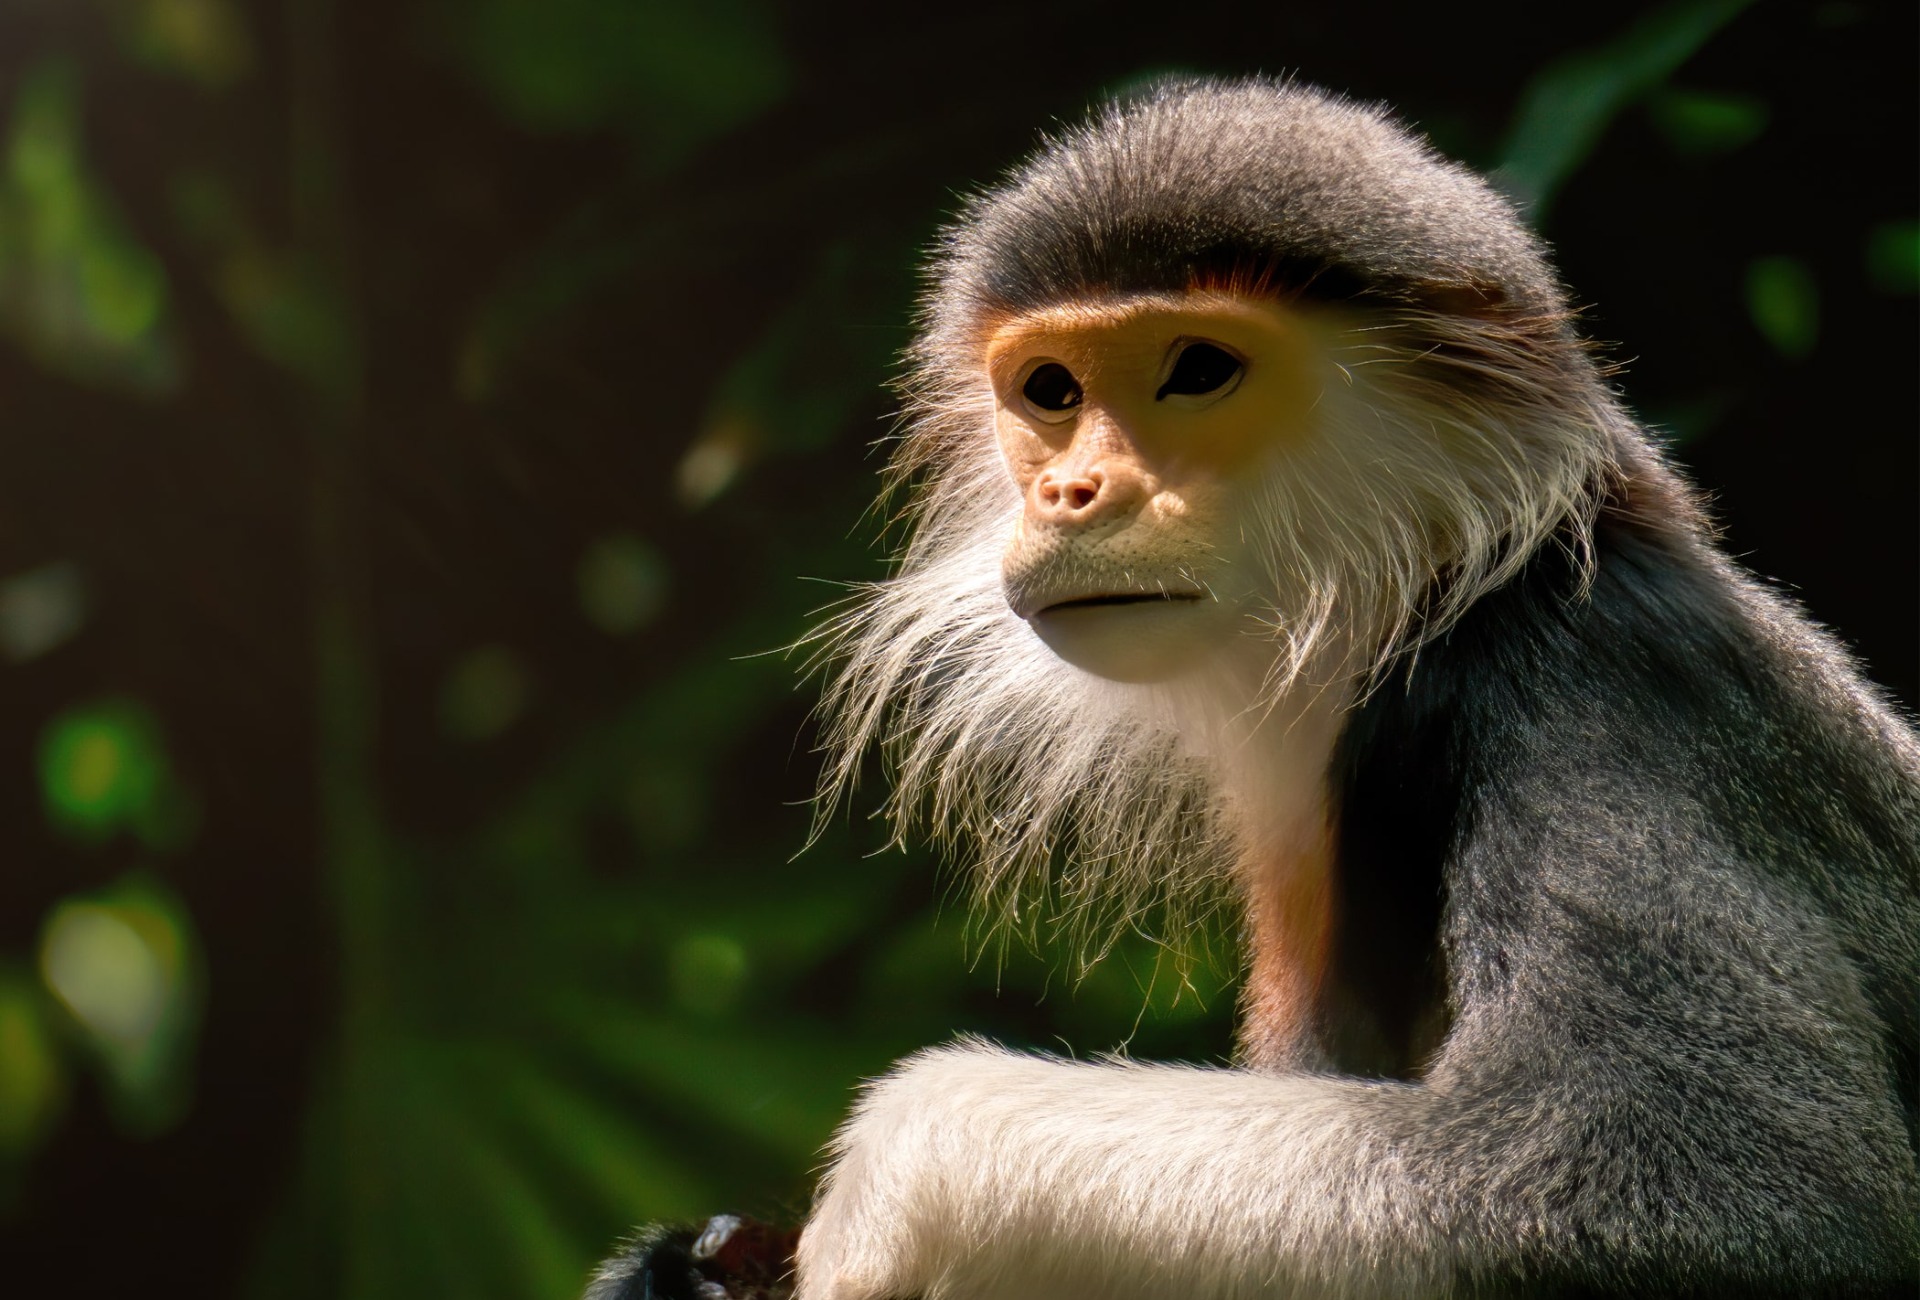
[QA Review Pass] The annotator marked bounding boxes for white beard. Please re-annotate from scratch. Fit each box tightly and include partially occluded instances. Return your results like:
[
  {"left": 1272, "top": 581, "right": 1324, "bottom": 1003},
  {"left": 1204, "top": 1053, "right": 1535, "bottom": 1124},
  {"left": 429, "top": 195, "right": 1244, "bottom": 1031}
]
[{"left": 810, "top": 304, "right": 1615, "bottom": 965}]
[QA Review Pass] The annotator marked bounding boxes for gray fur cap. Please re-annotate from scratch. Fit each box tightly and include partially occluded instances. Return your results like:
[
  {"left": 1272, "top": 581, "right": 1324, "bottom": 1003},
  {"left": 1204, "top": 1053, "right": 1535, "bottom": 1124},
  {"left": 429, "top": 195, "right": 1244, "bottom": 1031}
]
[{"left": 927, "top": 79, "right": 1568, "bottom": 332}]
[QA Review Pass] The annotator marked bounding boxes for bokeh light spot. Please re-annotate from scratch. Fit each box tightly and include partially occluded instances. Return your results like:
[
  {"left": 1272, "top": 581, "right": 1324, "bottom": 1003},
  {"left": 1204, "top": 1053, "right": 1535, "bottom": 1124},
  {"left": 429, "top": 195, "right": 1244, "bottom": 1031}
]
[
  {"left": 123, "top": 0, "right": 256, "bottom": 90},
  {"left": 36, "top": 879, "right": 201, "bottom": 1136},
  {"left": 0, "top": 561, "right": 87, "bottom": 662},
  {"left": 1865, "top": 220, "right": 1918, "bottom": 295},
  {"left": 674, "top": 416, "right": 756, "bottom": 509},
  {"left": 669, "top": 933, "right": 749, "bottom": 1016},
  {"left": 38, "top": 700, "right": 166, "bottom": 842},
  {"left": 577, "top": 534, "right": 667, "bottom": 635},
  {"left": 0, "top": 60, "right": 180, "bottom": 393},
  {"left": 6, "top": 64, "right": 80, "bottom": 198},
  {"left": 1745, "top": 255, "right": 1819, "bottom": 360},
  {"left": 0, "top": 975, "right": 66, "bottom": 1153},
  {"left": 440, "top": 644, "right": 531, "bottom": 741},
  {"left": 624, "top": 763, "right": 707, "bottom": 853},
  {"left": 79, "top": 240, "right": 166, "bottom": 341},
  {"left": 459, "top": 0, "right": 789, "bottom": 145},
  {"left": 41, "top": 903, "right": 168, "bottom": 1047},
  {"left": 1647, "top": 88, "right": 1767, "bottom": 155}
]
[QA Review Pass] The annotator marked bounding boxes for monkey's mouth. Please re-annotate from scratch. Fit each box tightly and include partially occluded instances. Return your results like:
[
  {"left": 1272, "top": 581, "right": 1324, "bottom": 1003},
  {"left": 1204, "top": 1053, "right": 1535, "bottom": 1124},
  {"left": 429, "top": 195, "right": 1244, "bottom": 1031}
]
[
  {"left": 1035, "top": 591, "right": 1206, "bottom": 617},
  {"left": 1003, "top": 563, "right": 1212, "bottom": 622}
]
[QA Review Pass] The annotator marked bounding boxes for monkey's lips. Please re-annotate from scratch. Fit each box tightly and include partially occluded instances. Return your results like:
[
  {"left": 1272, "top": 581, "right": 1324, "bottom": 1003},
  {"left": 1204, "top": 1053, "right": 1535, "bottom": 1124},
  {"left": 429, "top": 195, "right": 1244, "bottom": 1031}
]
[
  {"left": 1012, "top": 584, "right": 1220, "bottom": 682},
  {"left": 1003, "top": 556, "right": 1213, "bottom": 623},
  {"left": 1034, "top": 591, "right": 1207, "bottom": 616},
  {"left": 1010, "top": 586, "right": 1211, "bottom": 623}
]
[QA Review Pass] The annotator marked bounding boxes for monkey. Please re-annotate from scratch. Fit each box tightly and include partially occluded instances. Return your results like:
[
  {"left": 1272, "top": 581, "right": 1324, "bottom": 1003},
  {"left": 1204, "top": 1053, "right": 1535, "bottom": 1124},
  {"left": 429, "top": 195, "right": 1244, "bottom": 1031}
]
[{"left": 590, "top": 77, "right": 1919, "bottom": 1299}]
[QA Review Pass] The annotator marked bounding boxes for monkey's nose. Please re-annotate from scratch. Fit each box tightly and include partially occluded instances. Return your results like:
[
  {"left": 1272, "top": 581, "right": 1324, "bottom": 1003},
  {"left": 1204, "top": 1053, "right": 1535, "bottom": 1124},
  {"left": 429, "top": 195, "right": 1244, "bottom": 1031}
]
[{"left": 1036, "top": 470, "right": 1103, "bottom": 514}]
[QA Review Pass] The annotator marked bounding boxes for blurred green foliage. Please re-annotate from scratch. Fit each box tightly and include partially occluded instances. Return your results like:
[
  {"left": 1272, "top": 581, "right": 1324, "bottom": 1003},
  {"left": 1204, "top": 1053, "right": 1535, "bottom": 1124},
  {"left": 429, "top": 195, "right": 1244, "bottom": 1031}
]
[
  {"left": 1866, "top": 219, "right": 1919, "bottom": 294},
  {"left": 0, "top": 59, "right": 176, "bottom": 392},
  {"left": 38, "top": 875, "right": 204, "bottom": 1137},
  {"left": 111, "top": 0, "right": 256, "bottom": 89},
  {"left": 0, "top": 972, "right": 66, "bottom": 1167},
  {"left": 1746, "top": 254, "right": 1821, "bottom": 360},
  {"left": 1496, "top": 0, "right": 1752, "bottom": 214},
  {"left": 576, "top": 535, "right": 668, "bottom": 637},
  {"left": 0, "top": 1, "right": 1910, "bottom": 1298},
  {"left": 453, "top": 0, "right": 788, "bottom": 148},
  {"left": 1645, "top": 86, "right": 1768, "bottom": 155},
  {"left": 37, "top": 699, "right": 193, "bottom": 848}
]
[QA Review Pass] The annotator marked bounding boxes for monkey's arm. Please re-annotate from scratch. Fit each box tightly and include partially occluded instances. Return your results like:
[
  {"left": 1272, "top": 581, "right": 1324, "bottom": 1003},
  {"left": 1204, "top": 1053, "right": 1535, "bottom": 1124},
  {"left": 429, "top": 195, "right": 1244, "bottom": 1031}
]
[
  {"left": 799, "top": 1043, "right": 1442, "bottom": 1299},
  {"left": 798, "top": 906, "right": 1915, "bottom": 1300}
]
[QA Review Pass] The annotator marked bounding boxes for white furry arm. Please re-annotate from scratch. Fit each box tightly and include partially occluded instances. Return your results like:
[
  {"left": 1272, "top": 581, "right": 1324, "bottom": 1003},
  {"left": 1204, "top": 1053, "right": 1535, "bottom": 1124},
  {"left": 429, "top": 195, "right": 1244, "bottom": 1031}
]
[{"left": 795, "top": 1040, "right": 1442, "bottom": 1300}]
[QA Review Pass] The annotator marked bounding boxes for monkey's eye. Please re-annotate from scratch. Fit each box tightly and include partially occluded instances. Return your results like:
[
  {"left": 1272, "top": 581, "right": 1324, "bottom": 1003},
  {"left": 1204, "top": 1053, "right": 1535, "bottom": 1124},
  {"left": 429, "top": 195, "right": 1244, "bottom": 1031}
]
[
  {"left": 1156, "top": 342, "right": 1244, "bottom": 402},
  {"left": 1020, "top": 362, "right": 1083, "bottom": 422}
]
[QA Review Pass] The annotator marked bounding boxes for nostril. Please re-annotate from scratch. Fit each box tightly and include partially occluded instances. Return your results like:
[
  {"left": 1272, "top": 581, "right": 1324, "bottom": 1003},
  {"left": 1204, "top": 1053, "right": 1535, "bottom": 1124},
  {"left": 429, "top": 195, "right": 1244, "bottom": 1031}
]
[{"left": 1038, "top": 470, "right": 1102, "bottom": 513}]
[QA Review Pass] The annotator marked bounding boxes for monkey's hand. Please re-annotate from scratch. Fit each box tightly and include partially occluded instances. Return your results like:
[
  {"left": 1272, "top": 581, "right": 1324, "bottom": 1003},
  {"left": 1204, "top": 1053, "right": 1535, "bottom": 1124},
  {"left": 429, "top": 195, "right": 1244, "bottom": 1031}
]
[{"left": 588, "top": 1215, "right": 798, "bottom": 1300}]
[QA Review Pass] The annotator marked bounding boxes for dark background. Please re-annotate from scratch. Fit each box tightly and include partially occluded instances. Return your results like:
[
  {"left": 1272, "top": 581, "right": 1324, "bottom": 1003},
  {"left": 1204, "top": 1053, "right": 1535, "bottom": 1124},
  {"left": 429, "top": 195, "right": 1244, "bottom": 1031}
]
[{"left": 0, "top": 1, "right": 1911, "bottom": 1296}]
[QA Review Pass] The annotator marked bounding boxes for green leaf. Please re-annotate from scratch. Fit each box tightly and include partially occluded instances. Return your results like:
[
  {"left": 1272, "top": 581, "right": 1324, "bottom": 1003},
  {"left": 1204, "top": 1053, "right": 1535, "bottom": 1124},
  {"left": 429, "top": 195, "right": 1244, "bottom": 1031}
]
[
  {"left": 115, "top": 0, "right": 256, "bottom": 90},
  {"left": 1646, "top": 87, "right": 1768, "bottom": 155},
  {"left": 578, "top": 534, "right": 669, "bottom": 636},
  {"left": 1865, "top": 219, "right": 1919, "bottom": 295},
  {"left": 0, "top": 971, "right": 66, "bottom": 1157},
  {"left": 440, "top": 644, "right": 533, "bottom": 741},
  {"left": 38, "top": 699, "right": 165, "bottom": 843},
  {"left": 36, "top": 875, "right": 204, "bottom": 1137},
  {"left": 0, "top": 59, "right": 179, "bottom": 393},
  {"left": 1745, "top": 255, "right": 1820, "bottom": 360},
  {"left": 551, "top": 997, "right": 868, "bottom": 1164},
  {"left": 1498, "top": 0, "right": 1754, "bottom": 217},
  {"left": 453, "top": 0, "right": 789, "bottom": 152},
  {"left": 441, "top": 1039, "right": 711, "bottom": 1220}
]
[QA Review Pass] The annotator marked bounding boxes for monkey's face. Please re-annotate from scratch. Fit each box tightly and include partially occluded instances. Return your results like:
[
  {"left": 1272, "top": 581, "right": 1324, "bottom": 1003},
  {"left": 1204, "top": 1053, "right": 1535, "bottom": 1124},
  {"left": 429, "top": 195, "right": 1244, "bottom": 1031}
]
[{"left": 987, "top": 292, "right": 1325, "bottom": 683}]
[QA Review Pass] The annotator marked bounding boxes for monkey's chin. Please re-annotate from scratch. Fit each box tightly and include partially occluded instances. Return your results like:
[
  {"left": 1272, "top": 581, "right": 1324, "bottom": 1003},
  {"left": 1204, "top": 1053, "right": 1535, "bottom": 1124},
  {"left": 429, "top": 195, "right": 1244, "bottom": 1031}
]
[{"left": 1026, "top": 599, "right": 1226, "bottom": 683}]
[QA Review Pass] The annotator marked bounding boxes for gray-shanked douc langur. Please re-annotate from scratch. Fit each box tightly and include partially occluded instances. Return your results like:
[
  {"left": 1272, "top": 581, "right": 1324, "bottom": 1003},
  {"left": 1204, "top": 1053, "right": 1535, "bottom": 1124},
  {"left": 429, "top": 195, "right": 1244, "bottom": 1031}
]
[{"left": 587, "top": 77, "right": 1920, "bottom": 1300}]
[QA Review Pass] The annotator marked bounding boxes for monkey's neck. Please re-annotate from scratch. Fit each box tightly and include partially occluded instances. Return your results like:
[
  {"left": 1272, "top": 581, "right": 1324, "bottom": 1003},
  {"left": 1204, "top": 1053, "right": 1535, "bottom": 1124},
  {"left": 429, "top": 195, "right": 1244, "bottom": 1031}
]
[
  {"left": 1191, "top": 669, "right": 1351, "bottom": 1073},
  {"left": 1237, "top": 813, "right": 1339, "bottom": 1071}
]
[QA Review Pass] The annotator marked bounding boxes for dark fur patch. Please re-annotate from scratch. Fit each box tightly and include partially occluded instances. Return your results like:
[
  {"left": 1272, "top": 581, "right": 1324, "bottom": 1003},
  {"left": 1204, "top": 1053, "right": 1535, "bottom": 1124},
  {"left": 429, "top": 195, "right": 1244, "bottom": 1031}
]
[{"left": 1330, "top": 453, "right": 1920, "bottom": 1291}]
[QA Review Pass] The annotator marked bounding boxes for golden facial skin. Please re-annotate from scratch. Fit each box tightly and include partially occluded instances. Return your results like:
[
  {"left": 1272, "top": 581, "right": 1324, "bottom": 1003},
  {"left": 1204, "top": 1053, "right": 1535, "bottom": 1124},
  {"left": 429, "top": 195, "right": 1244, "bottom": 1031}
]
[{"left": 986, "top": 291, "right": 1327, "bottom": 682}]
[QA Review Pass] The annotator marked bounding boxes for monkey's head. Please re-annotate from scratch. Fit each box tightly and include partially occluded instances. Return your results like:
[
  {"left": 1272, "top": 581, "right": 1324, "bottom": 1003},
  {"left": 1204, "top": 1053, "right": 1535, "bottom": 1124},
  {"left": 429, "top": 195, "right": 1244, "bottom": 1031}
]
[
  {"left": 988, "top": 290, "right": 1322, "bottom": 684},
  {"left": 817, "top": 79, "right": 1625, "bottom": 945}
]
